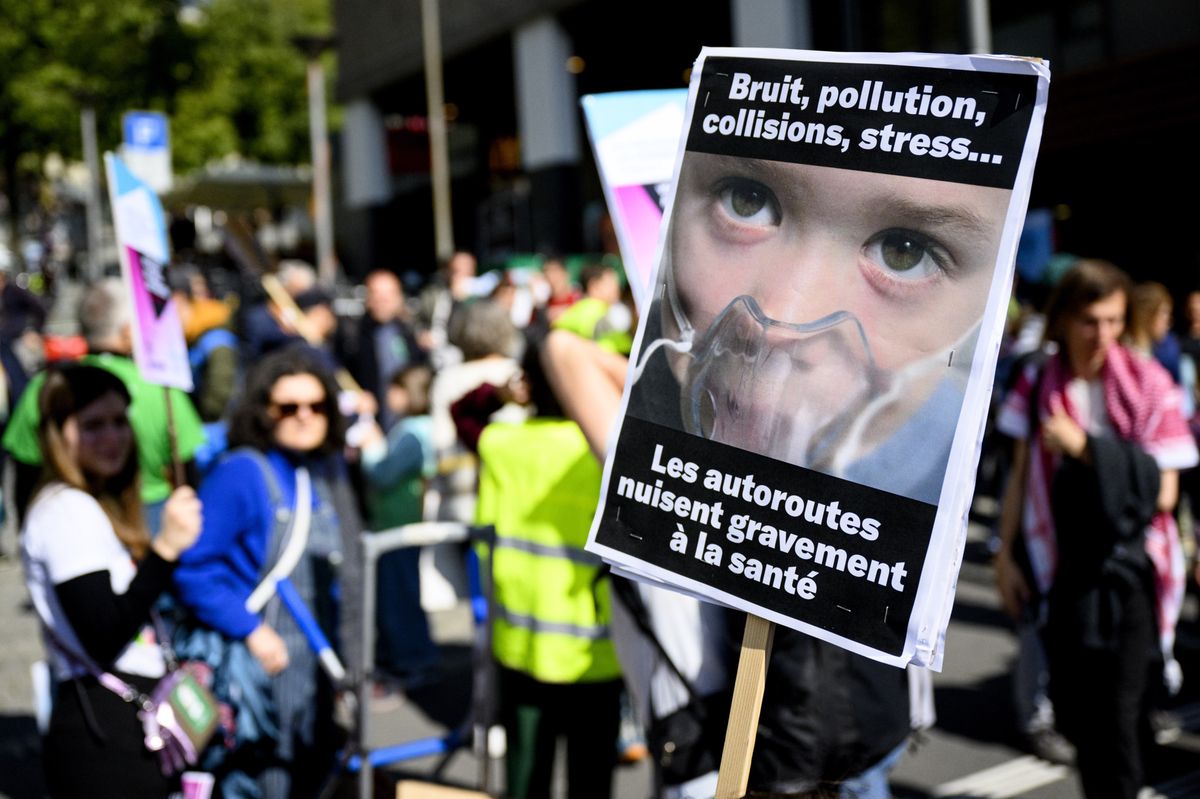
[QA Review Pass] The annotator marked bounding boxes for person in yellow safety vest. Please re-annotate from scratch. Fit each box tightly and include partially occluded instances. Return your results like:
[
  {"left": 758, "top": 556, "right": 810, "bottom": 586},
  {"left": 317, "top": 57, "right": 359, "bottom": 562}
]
[
  {"left": 552, "top": 263, "right": 634, "bottom": 356},
  {"left": 474, "top": 342, "right": 623, "bottom": 799}
]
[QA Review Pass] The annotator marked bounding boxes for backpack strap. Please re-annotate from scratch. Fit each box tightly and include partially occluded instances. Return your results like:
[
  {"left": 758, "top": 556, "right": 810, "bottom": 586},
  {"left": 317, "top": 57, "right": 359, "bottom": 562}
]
[
  {"left": 223, "top": 448, "right": 309, "bottom": 609},
  {"left": 1012, "top": 355, "right": 1049, "bottom": 599},
  {"left": 227, "top": 447, "right": 283, "bottom": 513},
  {"left": 188, "top": 328, "right": 239, "bottom": 372},
  {"left": 610, "top": 576, "right": 705, "bottom": 707}
]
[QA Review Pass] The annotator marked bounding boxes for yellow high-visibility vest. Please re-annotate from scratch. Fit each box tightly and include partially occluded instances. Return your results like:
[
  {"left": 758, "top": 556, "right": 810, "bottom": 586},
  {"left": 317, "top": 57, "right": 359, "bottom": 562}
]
[
  {"left": 476, "top": 419, "right": 621, "bottom": 684},
  {"left": 553, "top": 297, "right": 633, "bottom": 354}
]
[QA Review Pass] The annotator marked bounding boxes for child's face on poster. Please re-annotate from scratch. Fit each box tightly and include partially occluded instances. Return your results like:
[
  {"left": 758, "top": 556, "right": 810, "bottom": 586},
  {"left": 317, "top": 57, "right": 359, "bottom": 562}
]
[{"left": 669, "top": 153, "right": 1011, "bottom": 372}]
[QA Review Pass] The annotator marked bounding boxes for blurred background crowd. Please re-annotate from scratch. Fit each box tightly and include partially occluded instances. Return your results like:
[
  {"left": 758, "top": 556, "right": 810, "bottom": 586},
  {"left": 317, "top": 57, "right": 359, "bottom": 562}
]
[{"left": 0, "top": 1, "right": 1198, "bottom": 798}]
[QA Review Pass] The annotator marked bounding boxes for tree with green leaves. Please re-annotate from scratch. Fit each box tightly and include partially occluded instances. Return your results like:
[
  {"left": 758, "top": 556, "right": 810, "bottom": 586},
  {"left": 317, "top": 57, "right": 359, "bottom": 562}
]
[
  {"left": 1, "top": 0, "right": 195, "bottom": 239},
  {"left": 0, "top": 0, "right": 333, "bottom": 240},
  {"left": 171, "top": 0, "right": 334, "bottom": 172}
]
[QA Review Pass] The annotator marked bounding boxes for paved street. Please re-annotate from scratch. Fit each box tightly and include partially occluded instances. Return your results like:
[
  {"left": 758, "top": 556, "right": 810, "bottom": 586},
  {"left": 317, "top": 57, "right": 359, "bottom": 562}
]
[
  {"left": 2, "top": 517, "right": 1200, "bottom": 797},
  {"left": 0, "top": 554, "right": 45, "bottom": 799},
  {"left": 889, "top": 523, "right": 1200, "bottom": 799}
]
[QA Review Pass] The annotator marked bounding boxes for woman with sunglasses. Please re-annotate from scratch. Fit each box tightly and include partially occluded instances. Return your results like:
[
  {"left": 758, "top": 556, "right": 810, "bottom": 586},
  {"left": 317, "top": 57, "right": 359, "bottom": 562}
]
[{"left": 174, "top": 346, "right": 363, "bottom": 798}]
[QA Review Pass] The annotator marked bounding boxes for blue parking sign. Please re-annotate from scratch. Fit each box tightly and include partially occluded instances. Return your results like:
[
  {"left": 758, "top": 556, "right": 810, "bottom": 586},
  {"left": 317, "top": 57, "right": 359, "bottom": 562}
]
[{"left": 123, "top": 111, "right": 168, "bottom": 150}]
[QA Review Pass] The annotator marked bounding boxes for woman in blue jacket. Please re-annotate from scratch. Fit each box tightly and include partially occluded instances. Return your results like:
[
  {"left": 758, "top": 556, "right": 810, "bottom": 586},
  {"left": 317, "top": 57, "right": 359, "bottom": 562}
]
[{"left": 175, "top": 346, "right": 362, "bottom": 798}]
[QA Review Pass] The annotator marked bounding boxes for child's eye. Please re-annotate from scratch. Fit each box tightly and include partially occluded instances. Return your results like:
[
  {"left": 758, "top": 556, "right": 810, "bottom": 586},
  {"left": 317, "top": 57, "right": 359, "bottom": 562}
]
[
  {"left": 864, "top": 229, "right": 950, "bottom": 279},
  {"left": 717, "top": 179, "right": 781, "bottom": 227}
]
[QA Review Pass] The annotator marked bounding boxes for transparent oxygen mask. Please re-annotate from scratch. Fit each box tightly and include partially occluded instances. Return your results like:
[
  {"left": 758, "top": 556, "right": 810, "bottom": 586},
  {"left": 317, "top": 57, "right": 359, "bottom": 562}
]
[
  {"left": 649, "top": 286, "right": 977, "bottom": 478},
  {"left": 679, "top": 295, "right": 881, "bottom": 471}
]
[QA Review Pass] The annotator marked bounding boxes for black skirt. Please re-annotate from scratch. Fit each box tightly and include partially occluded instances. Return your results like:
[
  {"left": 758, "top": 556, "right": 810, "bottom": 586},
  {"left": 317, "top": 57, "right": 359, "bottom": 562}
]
[{"left": 43, "top": 674, "right": 176, "bottom": 799}]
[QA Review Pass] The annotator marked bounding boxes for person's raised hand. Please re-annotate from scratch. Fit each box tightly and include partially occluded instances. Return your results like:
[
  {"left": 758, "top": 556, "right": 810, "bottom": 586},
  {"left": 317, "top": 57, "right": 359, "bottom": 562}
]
[
  {"left": 355, "top": 391, "right": 379, "bottom": 417},
  {"left": 152, "top": 486, "right": 203, "bottom": 562},
  {"left": 498, "top": 374, "right": 531, "bottom": 407},
  {"left": 1041, "top": 409, "right": 1088, "bottom": 460}
]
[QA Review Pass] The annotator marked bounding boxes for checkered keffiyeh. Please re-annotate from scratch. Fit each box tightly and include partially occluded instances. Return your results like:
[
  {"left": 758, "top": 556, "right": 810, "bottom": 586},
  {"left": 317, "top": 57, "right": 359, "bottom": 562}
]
[{"left": 999, "top": 344, "right": 1199, "bottom": 655}]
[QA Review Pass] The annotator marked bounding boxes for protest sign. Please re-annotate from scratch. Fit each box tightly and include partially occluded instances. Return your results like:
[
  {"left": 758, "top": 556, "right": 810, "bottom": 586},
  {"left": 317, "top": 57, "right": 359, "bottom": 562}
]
[
  {"left": 105, "top": 152, "right": 192, "bottom": 391},
  {"left": 581, "top": 90, "right": 688, "bottom": 310},
  {"left": 587, "top": 49, "right": 1050, "bottom": 669}
]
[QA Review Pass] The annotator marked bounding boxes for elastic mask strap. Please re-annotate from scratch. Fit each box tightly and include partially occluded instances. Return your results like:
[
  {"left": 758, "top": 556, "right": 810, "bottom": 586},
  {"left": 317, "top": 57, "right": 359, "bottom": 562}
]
[{"left": 827, "top": 322, "right": 980, "bottom": 476}]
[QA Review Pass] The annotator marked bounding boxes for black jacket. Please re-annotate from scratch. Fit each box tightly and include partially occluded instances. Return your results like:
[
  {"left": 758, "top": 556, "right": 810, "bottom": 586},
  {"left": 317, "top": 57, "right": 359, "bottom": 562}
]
[
  {"left": 1048, "top": 434, "right": 1160, "bottom": 650},
  {"left": 346, "top": 314, "right": 426, "bottom": 407},
  {"left": 750, "top": 628, "right": 910, "bottom": 792}
]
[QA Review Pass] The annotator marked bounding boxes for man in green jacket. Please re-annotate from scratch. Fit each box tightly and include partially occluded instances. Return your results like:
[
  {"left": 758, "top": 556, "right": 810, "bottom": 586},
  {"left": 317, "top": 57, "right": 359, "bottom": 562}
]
[{"left": 4, "top": 278, "right": 205, "bottom": 531}]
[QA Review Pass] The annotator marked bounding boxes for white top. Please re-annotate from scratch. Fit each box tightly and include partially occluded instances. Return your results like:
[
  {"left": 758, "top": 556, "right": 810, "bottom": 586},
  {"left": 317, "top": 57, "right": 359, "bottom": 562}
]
[
  {"left": 429, "top": 356, "right": 530, "bottom": 524},
  {"left": 429, "top": 356, "right": 527, "bottom": 452},
  {"left": 1065, "top": 376, "right": 1114, "bottom": 438},
  {"left": 21, "top": 484, "right": 166, "bottom": 681},
  {"left": 609, "top": 583, "right": 730, "bottom": 726}
]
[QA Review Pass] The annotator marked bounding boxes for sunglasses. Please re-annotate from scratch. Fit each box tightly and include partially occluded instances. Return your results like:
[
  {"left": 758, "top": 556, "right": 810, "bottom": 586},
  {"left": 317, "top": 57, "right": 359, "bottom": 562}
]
[{"left": 270, "top": 399, "right": 330, "bottom": 419}]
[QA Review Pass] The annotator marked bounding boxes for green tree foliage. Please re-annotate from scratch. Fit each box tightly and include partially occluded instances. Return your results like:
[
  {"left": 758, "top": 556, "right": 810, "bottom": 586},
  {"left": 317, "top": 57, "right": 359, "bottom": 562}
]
[
  {"left": 0, "top": 0, "right": 332, "bottom": 181},
  {"left": 172, "top": 0, "right": 333, "bottom": 172},
  {"left": 1, "top": 0, "right": 194, "bottom": 168}
]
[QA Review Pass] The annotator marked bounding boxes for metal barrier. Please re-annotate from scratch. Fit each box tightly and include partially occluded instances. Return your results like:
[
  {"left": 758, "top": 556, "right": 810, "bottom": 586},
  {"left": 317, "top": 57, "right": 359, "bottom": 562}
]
[{"left": 351, "top": 521, "right": 495, "bottom": 799}]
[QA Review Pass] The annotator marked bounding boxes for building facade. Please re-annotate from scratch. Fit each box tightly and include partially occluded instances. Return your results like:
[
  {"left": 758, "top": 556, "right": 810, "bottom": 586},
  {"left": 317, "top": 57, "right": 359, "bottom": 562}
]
[{"left": 334, "top": 0, "right": 1199, "bottom": 292}]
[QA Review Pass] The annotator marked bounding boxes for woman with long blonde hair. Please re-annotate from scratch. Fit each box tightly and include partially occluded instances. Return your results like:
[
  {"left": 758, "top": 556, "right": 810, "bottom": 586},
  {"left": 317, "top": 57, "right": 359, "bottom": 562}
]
[{"left": 21, "top": 364, "right": 201, "bottom": 797}]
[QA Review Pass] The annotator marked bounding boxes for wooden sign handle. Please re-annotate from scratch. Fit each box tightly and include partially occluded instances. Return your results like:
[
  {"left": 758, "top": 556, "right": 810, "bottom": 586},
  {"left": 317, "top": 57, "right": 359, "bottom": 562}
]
[
  {"left": 714, "top": 614, "right": 775, "bottom": 799},
  {"left": 164, "top": 386, "right": 185, "bottom": 488},
  {"left": 261, "top": 273, "right": 363, "bottom": 395}
]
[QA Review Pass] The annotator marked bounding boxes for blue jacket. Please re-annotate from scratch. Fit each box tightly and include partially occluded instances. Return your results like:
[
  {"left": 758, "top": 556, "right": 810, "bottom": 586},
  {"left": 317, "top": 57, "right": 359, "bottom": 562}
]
[{"left": 175, "top": 449, "right": 321, "bottom": 639}]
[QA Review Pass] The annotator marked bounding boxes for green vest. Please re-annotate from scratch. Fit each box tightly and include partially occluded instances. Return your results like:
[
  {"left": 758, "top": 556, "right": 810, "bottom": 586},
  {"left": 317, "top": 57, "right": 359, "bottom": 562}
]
[
  {"left": 476, "top": 419, "right": 620, "bottom": 684},
  {"left": 553, "top": 297, "right": 633, "bottom": 355}
]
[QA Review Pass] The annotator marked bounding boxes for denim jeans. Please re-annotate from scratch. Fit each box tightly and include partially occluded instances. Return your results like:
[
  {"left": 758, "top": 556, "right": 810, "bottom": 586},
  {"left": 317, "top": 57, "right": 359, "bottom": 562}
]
[
  {"left": 838, "top": 740, "right": 907, "bottom": 799},
  {"left": 375, "top": 547, "right": 438, "bottom": 677}
]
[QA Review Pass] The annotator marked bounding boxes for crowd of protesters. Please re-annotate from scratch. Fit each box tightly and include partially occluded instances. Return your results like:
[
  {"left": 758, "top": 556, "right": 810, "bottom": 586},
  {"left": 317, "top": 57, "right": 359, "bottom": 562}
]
[
  {"left": 2, "top": 239, "right": 1199, "bottom": 799},
  {"left": 1, "top": 247, "right": 642, "bottom": 798}
]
